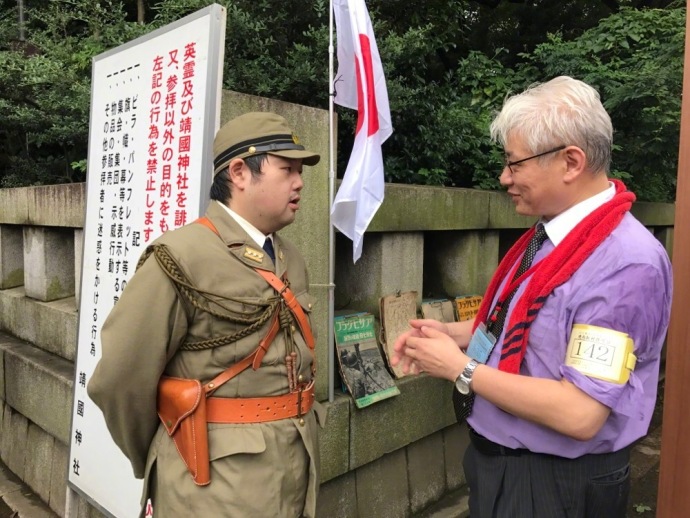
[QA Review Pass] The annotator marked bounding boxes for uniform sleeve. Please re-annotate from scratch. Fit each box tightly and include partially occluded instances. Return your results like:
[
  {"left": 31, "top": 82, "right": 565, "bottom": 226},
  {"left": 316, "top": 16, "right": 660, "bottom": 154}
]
[
  {"left": 560, "top": 261, "right": 671, "bottom": 420},
  {"left": 87, "top": 252, "right": 189, "bottom": 478}
]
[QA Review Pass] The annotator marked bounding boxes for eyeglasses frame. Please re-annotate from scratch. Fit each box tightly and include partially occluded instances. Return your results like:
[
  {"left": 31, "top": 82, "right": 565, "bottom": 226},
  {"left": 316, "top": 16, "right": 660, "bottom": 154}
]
[{"left": 504, "top": 145, "right": 567, "bottom": 175}]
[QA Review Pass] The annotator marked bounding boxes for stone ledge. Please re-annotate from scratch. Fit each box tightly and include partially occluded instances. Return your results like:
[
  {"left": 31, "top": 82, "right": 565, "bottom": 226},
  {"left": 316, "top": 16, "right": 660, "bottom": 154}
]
[
  {"left": 0, "top": 184, "right": 85, "bottom": 228},
  {"left": 0, "top": 288, "right": 78, "bottom": 362},
  {"left": 631, "top": 201, "right": 675, "bottom": 226},
  {"left": 1, "top": 333, "right": 74, "bottom": 445},
  {"left": 0, "top": 182, "right": 675, "bottom": 233},
  {"left": 368, "top": 183, "right": 675, "bottom": 232},
  {"left": 0, "top": 454, "right": 58, "bottom": 518}
]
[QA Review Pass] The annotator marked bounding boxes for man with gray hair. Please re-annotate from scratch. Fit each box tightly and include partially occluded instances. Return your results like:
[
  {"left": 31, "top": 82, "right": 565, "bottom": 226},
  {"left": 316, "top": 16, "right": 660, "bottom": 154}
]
[{"left": 393, "top": 76, "right": 672, "bottom": 517}]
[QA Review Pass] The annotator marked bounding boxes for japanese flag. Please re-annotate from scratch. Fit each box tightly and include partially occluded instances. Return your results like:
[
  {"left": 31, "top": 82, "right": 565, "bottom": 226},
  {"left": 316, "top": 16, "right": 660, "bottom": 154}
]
[{"left": 332, "top": 0, "right": 393, "bottom": 263}]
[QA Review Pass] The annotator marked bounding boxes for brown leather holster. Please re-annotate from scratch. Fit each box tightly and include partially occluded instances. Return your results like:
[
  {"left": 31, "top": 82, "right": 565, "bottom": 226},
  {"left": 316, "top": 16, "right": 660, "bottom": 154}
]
[{"left": 157, "top": 376, "right": 210, "bottom": 486}]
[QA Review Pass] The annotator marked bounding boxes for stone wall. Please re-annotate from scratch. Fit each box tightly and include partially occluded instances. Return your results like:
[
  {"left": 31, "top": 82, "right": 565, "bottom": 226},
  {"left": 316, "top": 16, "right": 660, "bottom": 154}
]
[{"left": 0, "top": 94, "right": 676, "bottom": 518}]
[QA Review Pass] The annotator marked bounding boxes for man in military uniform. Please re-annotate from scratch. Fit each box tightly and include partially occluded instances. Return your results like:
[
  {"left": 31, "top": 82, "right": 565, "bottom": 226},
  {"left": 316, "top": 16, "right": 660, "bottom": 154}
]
[{"left": 88, "top": 112, "right": 322, "bottom": 517}]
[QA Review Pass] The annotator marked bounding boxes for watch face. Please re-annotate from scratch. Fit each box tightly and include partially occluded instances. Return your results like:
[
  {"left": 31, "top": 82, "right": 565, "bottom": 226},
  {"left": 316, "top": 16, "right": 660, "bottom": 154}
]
[{"left": 455, "top": 378, "right": 470, "bottom": 395}]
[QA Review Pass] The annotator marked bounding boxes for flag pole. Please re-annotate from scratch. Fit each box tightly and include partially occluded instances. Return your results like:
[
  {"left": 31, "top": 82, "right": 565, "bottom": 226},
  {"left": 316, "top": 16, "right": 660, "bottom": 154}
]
[{"left": 327, "top": 0, "right": 336, "bottom": 402}]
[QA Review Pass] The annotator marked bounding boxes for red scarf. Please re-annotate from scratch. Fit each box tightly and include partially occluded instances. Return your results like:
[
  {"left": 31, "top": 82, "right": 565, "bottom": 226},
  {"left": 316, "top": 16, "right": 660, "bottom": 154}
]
[{"left": 473, "top": 179, "right": 635, "bottom": 374}]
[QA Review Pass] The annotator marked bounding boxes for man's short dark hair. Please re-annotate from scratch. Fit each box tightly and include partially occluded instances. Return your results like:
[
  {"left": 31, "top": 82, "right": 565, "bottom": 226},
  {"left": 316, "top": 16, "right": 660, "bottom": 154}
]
[{"left": 209, "top": 154, "right": 268, "bottom": 203}]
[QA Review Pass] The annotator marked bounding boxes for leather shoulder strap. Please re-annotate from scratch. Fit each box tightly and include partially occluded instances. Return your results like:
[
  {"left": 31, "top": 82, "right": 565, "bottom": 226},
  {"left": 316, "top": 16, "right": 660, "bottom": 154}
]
[
  {"left": 196, "top": 216, "right": 220, "bottom": 236},
  {"left": 254, "top": 269, "right": 315, "bottom": 350}
]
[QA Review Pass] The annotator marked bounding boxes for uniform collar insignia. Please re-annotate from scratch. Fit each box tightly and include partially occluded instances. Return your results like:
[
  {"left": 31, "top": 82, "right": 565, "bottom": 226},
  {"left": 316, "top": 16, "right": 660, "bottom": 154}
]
[{"left": 243, "top": 246, "right": 264, "bottom": 263}]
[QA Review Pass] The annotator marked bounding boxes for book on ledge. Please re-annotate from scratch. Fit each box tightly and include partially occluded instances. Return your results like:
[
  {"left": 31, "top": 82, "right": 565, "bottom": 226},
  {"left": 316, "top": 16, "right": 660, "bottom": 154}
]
[
  {"left": 421, "top": 298, "right": 457, "bottom": 323},
  {"left": 334, "top": 312, "right": 400, "bottom": 408},
  {"left": 379, "top": 291, "right": 418, "bottom": 379}
]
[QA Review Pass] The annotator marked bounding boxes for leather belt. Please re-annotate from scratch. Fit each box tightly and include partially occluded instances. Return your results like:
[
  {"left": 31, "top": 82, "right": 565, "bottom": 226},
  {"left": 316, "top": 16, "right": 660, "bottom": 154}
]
[
  {"left": 206, "top": 382, "right": 315, "bottom": 424},
  {"left": 469, "top": 427, "right": 529, "bottom": 457}
]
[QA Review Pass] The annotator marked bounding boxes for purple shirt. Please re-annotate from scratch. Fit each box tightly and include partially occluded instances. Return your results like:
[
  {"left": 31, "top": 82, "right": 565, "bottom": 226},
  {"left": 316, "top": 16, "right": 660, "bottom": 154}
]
[{"left": 468, "top": 212, "right": 672, "bottom": 457}]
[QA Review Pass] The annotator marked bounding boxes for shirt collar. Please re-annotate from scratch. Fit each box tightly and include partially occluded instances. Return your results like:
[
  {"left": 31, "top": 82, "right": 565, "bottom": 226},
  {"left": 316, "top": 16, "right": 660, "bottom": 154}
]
[
  {"left": 542, "top": 182, "right": 615, "bottom": 246},
  {"left": 216, "top": 201, "right": 272, "bottom": 249}
]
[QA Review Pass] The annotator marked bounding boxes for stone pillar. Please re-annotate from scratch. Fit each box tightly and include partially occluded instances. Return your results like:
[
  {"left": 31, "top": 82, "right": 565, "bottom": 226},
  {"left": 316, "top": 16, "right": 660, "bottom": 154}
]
[
  {"left": 335, "top": 232, "right": 424, "bottom": 316},
  {"left": 0, "top": 225, "right": 24, "bottom": 289},
  {"left": 424, "top": 229, "right": 499, "bottom": 298},
  {"left": 23, "top": 226, "right": 75, "bottom": 302}
]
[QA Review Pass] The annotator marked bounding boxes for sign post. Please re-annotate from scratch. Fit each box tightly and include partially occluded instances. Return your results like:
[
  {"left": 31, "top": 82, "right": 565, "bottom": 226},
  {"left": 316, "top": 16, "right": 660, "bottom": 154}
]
[{"left": 67, "top": 5, "right": 226, "bottom": 516}]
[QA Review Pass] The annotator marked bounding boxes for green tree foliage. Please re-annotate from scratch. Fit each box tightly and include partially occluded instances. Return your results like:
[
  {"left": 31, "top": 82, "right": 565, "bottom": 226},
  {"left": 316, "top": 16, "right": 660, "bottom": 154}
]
[
  {"left": 0, "top": 0, "right": 150, "bottom": 186},
  {"left": 519, "top": 6, "right": 685, "bottom": 202},
  {"left": 0, "top": 0, "right": 685, "bottom": 202}
]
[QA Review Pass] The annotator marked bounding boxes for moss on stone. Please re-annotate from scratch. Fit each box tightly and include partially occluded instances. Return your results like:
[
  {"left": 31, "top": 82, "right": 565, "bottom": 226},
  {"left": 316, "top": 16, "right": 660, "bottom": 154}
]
[
  {"left": 1, "top": 268, "right": 24, "bottom": 289},
  {"left": 46, "top": 277, "right": 65, "bottom": 301}
]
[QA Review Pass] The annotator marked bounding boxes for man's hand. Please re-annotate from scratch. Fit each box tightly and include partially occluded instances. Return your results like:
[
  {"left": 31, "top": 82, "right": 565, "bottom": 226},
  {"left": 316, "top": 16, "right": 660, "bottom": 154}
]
[
  {"left": 391, "top": 319, "right": 449, "bottom": 374},
  {"left": 392, "top": 319, "right": 466, "bottom": 380},
  {"left": 402, "top": 326, "right": 466, "bottom": 381}
]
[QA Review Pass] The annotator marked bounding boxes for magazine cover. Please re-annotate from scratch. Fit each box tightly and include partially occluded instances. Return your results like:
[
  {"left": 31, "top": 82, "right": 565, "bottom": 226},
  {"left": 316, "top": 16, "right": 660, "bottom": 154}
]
[
  {"left": 454, "top": 295, "right": 483, "bottom": 322},
  {"left": 334, "top": 312, "right": 400, "bottom": 408}
]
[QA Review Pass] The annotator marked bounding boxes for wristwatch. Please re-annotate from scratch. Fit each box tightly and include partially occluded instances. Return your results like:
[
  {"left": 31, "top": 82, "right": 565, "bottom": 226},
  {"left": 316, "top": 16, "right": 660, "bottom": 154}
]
[{"left": 455, "top": 359, "right": 479, "bottom": 395}]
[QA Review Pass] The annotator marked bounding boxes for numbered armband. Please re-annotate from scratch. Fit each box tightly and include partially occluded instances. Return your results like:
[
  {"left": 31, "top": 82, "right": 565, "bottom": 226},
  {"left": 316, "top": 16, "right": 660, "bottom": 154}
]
[{"left": 564, "top": 324, "right": 637, "bottom": 384}]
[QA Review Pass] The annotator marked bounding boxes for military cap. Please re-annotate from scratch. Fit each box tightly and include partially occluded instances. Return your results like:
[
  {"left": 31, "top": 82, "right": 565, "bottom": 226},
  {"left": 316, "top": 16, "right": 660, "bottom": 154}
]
[{"left": 213, "top": 112, "right": 320, "bottom": 176}]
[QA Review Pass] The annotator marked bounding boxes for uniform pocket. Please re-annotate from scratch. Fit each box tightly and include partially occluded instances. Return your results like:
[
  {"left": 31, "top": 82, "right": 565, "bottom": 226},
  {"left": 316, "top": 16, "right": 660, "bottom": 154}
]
[
  {"left": 585, "top": 463, "right": 631, "bottom": 518},
  {"left": 295, "top": 292, "right": 316, "bottom": 345},
  {"left": 208, "top": 426, "right": 266, "bottom": 461},
  {"left": 296, "top": 292, "right": 315, "bottom": 313}
]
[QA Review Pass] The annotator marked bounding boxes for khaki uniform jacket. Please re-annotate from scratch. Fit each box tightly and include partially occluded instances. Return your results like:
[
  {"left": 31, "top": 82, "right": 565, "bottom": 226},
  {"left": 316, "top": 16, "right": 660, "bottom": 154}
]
[{"left": 88, "top": 201, "right": 320, "bottom": 517}]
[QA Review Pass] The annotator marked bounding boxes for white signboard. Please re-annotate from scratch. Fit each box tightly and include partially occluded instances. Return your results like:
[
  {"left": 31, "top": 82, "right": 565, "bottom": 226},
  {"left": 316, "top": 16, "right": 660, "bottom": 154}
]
[{"left": 68, "top": 5, "right": 226, "bottom": 517}]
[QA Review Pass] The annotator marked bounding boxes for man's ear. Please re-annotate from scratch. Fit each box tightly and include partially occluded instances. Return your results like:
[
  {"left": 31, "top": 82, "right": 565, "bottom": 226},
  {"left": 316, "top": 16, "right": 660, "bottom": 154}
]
[
  {"left": 228, "top": 158, "right": 247, "bottom": 191},
  {"left": 563, "top": 146, "right": 587, "bottom": 183}
]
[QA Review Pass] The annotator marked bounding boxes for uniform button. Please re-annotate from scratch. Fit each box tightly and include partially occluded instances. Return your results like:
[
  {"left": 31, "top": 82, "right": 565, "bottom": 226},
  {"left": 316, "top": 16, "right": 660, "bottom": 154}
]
[
  {"left": 299, "top": 418, "right": 305, "bottom": 426},
  {"left": 308, "top": 303, "right": 312, "bottom": 309},
  {"left": 208, "top": 383, "right": 215, "bottom": 389},
  {"left": 298, "top": 375, "right": 304, "bottom": 383},
  {"left": 291, "top": 325, "right": 296, "bottom": 333}
]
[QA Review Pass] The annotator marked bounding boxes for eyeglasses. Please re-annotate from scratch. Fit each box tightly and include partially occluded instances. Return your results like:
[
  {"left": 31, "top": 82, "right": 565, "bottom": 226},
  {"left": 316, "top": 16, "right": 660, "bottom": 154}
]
[{"left": 504, "top": 145, "right": 566, "bottom": 175}]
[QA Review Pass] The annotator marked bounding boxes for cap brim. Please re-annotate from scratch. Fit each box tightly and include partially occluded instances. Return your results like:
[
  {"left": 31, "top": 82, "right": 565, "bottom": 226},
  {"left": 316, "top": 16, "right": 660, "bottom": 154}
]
[{"left": 268, "top": 149, "right": 321, "bottom": 166}]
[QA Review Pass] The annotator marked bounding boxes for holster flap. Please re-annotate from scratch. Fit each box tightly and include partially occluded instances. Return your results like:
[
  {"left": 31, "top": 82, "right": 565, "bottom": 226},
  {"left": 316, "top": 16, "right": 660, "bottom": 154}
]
[
  {"left": 157, "top": 375, "right": 210, "bottom": 485},
  {"left": 157, "top": 376, "right": 203, "bottom": 436}
]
